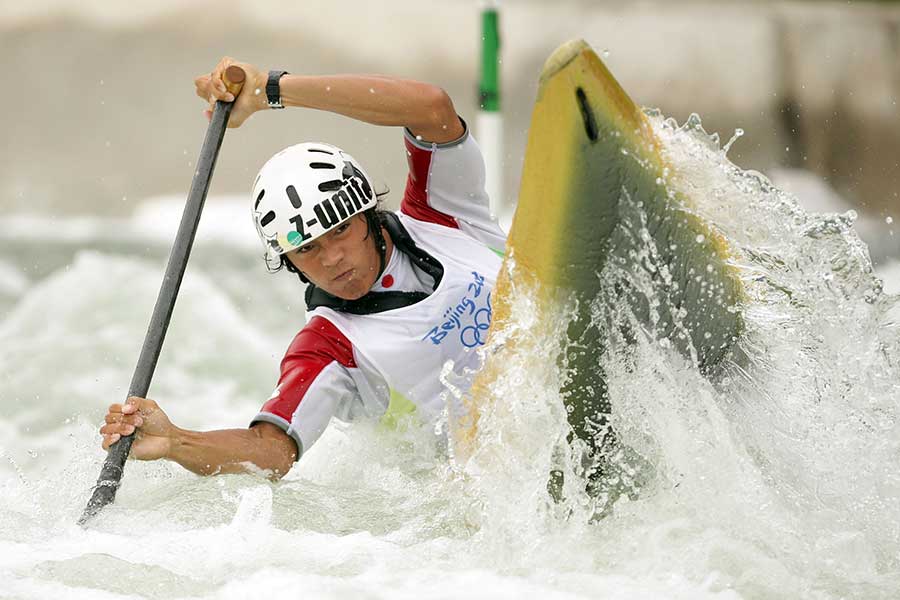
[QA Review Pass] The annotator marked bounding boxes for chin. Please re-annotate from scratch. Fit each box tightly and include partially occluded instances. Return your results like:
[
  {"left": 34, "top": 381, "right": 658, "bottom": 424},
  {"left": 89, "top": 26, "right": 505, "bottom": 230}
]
[
  {"left": 340, "top": 285, "right": 369, "bottom": 301},
  {"left": 311, "top": 268, "right": 377, "bottom": 300},
  {"left": 319, "top": 277, "right": 373, "bottom": 301}
]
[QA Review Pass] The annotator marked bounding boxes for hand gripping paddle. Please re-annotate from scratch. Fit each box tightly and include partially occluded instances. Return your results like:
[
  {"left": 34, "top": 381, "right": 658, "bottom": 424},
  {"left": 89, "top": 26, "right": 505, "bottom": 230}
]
[{"left": 78, "top": 65, "right": 246, "bottom": 525}]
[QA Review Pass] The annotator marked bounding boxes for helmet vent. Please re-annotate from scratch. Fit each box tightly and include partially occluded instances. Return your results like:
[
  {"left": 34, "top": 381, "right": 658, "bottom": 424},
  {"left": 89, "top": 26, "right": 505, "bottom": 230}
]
[
  {"left": 285, "top": 185, "right": 303, "bottom": 208},
  {"left": 307, "top": 148, "right": 333, "bottom": 155},
  {"left": 260, "top": 211, "right": 276, "bottom": 227},
  {"left": 254, "top": 189, "right": 265, "bottom": 210},
  {"left": 309, "top": 162, "right": 336, "bottom": 169},
  {"left": 318, "top": 179, "right": 344, "bottom": 192}
]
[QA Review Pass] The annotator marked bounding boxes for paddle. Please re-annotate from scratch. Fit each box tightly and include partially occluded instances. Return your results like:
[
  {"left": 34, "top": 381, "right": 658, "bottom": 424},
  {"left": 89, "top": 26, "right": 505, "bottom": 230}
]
[{"left": 78, "top": 65, "right": 246, "bottom": 526}]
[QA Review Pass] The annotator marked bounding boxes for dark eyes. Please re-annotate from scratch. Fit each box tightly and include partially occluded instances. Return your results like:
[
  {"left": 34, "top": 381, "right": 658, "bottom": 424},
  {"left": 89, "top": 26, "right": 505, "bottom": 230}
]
[{"left": 295, "top": 222, "right": 352, "bottom": 255}]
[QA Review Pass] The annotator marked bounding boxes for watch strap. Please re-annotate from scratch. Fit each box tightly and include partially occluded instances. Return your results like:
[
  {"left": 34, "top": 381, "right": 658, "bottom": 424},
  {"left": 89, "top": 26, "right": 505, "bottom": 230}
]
[{"left": 266, "top": 70, "right": 289, "bottom": 109}]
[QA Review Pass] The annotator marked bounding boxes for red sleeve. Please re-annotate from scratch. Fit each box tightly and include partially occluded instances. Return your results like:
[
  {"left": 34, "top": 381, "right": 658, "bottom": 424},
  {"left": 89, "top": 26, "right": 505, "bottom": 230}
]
[
  {"left": 258, "top": 316, "right": 356, "bottom": 424},
  {"left": 400, "top": 135, "right": 459, "bottom": 229}
]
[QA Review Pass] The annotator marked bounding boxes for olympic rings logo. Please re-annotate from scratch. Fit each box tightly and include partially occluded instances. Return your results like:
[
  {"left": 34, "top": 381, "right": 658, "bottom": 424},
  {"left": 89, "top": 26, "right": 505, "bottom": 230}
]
[
  {"left": 421, "top": 275, "right": 492, "bottom": 347},
  {"left": 460, "top": 293, "right": 492, "bottom": 348}
]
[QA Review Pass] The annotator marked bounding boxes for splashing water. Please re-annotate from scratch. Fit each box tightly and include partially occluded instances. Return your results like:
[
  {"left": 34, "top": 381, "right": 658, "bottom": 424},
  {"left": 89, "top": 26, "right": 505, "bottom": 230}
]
[
  {"left": 446, "top": 112, "right": 900, "bottom": 599},
  {"left": 0, "top": 113, "right": 898, "bottom": 598}
]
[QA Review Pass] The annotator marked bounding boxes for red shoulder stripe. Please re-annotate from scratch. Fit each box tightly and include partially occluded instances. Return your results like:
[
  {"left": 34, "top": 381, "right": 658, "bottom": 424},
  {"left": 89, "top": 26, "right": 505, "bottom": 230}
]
[
  {"left": 259, "top": 316, "right": 355, "bottom": 422},
  {"left": 400, "top": 136, "right": 459, "bottom": 229}
]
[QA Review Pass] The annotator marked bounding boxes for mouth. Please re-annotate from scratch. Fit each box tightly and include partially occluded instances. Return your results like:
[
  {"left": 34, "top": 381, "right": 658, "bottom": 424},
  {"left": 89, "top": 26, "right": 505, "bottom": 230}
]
[{"left": 332, "top": 268, "right": 355, "bottom": 283}]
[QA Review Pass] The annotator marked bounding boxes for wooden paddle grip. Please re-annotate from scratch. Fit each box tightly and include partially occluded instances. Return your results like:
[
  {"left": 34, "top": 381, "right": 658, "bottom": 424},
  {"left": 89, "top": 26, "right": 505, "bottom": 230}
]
[{"left": 222, "top": 65, "right": 246, "bottom": 97}]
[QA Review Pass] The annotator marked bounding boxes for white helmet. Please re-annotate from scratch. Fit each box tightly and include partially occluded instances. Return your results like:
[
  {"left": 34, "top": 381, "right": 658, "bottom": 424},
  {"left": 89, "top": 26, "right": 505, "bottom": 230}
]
[{"left": 251, "top": 142, "right": 379, "bottom": 270}]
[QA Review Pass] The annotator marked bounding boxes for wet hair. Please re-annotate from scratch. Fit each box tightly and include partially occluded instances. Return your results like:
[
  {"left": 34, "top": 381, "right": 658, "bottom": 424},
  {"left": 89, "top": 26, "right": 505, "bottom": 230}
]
[{"left": 281, "top": 208, "right": 388, "bottom": 285}]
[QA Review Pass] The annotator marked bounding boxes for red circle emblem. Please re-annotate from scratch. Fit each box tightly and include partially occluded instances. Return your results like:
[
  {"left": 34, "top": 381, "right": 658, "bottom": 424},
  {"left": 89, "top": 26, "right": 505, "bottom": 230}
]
[{"left": 381, "top": 274, "right": 394, "bottom": 288}]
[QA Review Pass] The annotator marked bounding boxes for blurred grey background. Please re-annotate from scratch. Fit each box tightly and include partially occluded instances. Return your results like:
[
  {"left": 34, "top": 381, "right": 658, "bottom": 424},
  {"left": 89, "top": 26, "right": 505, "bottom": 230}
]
[{"left": 1, "top": 0, "right": 898, "bottom": 260}]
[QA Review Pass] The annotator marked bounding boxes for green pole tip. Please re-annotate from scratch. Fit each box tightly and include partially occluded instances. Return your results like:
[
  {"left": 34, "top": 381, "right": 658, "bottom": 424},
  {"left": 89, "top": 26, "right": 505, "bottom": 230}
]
[{"left": 479, "top": 7, "right": 501, "bottom": 112}]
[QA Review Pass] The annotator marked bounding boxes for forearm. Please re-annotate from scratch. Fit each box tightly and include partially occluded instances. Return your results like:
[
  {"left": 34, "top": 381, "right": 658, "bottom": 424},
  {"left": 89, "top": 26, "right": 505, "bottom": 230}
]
[
  {"left": 277, "top": 74, "right": 455, "bottom": 130},
  {"left": 166, "top": 427, "right": 296, "bottom": 479},
  {"left": 200, "top": 58, "right": 464, "bottom": 139},
  {"left": 231, "top": 70, "right": 462, "bottom": 142}
]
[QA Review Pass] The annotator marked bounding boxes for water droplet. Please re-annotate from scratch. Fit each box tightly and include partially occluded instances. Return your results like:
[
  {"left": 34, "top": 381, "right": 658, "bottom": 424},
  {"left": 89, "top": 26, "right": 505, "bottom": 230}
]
[
  {"left": 602, "top": 49, "right": 610, "bottom": 58},
  {"left": 369, "top": 88, "right": 375, "bottom": 94},
  {"left": 886, "top": 216, "right": 894, "bottom": 224},
  {"left": 695, "top": 234, "right": 706, "bottom": 243},
  {"left": 723, "top": 128, "right": 744, "bottom": 154},
  {"left": 325, "top": 86, "right": 331, "bottom": 92}
]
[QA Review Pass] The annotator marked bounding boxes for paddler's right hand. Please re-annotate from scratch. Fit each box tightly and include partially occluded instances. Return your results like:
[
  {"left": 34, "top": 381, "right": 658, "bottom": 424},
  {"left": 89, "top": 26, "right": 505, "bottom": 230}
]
[
  {"left": 99, "top": 397, "right": 176, "bottom": 461},
  {"left": 194, "top": 56, "right": 267, "bottom": 128}
]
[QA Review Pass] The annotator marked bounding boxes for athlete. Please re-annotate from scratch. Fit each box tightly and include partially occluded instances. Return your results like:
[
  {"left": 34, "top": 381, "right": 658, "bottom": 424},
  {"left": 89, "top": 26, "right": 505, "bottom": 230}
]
[{"left": 98, "top": 58, "right": 506, "bottom": 479}]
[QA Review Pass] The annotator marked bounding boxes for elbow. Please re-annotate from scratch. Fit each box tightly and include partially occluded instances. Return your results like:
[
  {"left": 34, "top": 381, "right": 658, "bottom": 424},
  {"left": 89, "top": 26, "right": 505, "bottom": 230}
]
[
  {"left": 259, "top": 453, "right": 294, "bottom": 482},
  {"left": 249, "top": 422, "right": 298, "bottom": 481},
  {"left": 267, "top": 465, "right": 291, "bottom": 482},
  {"left": 266, "top": 445, "right": 298, "bottom": 482},
  {"left": 420, "top": 86, "right": 459, "bottom": 132}
]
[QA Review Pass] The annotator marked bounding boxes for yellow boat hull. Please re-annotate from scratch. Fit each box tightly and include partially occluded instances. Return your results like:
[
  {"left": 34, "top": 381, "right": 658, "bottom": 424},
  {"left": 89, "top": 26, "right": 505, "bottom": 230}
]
[{"left": 458, "top": 40, "right": 745, "bottom": 466}]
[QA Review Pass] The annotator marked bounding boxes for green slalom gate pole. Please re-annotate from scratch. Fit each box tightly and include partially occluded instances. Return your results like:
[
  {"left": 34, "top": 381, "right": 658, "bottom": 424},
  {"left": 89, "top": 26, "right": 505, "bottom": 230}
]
[{"left": 477, "top": 2, "right": 503, "bottom": 221}]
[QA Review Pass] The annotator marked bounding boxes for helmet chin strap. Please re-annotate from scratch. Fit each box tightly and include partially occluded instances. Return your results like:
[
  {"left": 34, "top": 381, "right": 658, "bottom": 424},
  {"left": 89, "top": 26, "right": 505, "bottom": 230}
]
[{"left": 281, "top": 209, "right": 387, "bottom": 286}]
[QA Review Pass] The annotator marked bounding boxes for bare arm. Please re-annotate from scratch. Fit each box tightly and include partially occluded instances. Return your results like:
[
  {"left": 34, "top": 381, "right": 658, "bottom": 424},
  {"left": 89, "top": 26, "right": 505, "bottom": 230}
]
[
  {"left": 167, "top": 423, "right": 296, "bottom": 478},
  {"left": 100, "top": 397, "right": 297, "bottom": 480},
  {"left": 279, "top": 74, "right": 463, "bottom": 142},
  {"left": 194, "top": 57, "right": 465, "bottom": 143}
]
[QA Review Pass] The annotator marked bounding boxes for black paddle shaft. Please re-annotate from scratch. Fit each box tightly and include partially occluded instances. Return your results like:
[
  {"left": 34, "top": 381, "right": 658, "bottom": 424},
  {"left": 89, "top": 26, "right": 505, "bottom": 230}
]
[{"left": 79, "top": 78, "right": 242, "bottom": 525}]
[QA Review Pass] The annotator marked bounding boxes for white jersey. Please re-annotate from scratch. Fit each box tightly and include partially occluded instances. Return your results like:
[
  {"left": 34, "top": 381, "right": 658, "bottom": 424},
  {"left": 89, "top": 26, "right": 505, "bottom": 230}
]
[{"left": 252, "top": 123, "right": 506, "bottom": 457}]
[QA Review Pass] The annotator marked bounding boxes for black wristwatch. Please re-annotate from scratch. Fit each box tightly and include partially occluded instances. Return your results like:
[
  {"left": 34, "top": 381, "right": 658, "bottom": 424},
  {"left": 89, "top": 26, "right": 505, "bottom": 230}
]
[{"left": 266, "top": 70, "right": 289, "bottom": 109}]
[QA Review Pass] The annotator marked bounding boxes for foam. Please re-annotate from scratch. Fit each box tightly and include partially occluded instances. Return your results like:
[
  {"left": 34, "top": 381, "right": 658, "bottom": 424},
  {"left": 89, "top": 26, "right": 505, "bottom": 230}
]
[
  {"left": 1, "top": 116, "right": 899, "bottom": 599},
  {"left": 0, "top": 195, "right": 258, "bottom": 251}
]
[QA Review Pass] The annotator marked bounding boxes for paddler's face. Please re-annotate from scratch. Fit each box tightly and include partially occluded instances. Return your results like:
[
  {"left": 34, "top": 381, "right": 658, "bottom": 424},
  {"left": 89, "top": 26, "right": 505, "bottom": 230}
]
[{"left": 286, "top": 214, "right": 381, "bottom": 300}]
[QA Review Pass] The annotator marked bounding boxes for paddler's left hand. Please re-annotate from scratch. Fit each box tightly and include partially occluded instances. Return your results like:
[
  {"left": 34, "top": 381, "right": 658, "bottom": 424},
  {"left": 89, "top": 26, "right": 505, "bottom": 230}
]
[{"left": 194, "top": 56, "right": 267, "bottom": 128}]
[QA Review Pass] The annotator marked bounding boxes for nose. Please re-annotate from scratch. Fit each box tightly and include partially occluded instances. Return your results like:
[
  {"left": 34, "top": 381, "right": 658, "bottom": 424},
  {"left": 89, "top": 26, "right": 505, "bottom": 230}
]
[{"left": 318, "top": 239, "right": 345, "bottom": 268}]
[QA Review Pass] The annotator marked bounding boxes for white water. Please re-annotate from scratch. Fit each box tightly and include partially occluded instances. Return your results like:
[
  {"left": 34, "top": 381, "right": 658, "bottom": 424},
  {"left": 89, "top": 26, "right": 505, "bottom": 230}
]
[{"left": 1, "top": 116, "right": 898, "bottom": 599}]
